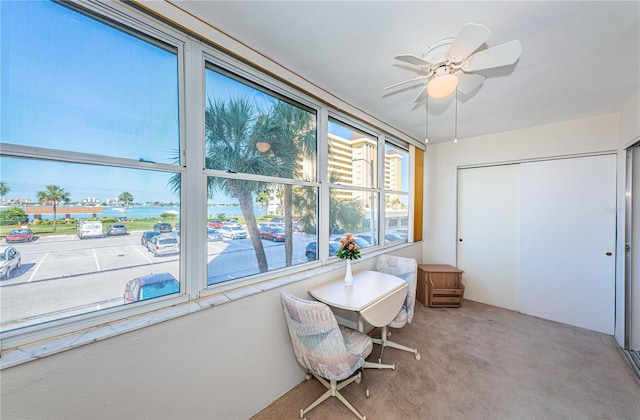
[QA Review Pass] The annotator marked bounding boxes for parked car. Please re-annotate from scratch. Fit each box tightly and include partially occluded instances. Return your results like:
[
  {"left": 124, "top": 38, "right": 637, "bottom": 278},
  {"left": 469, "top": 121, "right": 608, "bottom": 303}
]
[
  {"left": 352, "top": 237, "right": 371, "bottom": 249},
  {"left": 77, "top": 221, "right": 103, "bottom": 239},
  {"left": 146, "top": 235, "right": 179, "bottom": 256},
  {"left": 331, "top": 225, "right": 346, "bottom": 235},
  {"left": 356, "top": 234, "right": 378, "bottom": 246},
  {"left": 153, "top": 222, "right": 172, "bottom": 233},
  {"left": 208, "top": 219, "right": 223, "bottom": 229},
  {"left": 385, "top": 232, "right": 404, "bottom": 243},
  {"left": 123, "top": 272, "right": 180, "bottom": 304},
  {"left": 220, "top": 224, "right": 247, "bottom": 239},
  {"left": 140, "top": 230, "right": 161, "bottom": 247},
  {"left": 207, "top": 229, "right": 223, "bottom": 241},
  {"left": 331, "top": 235, "right": 371, "bottom": 250},
  {"left": 0, "top": 246, "right": 21, "bottom": 279},
  {"left": 394, "top": 228, "right": 408, "bottom": 239},
  {"left": 5, "top": 228, "right": 34, "bottom": 243},
  {"left": 259, "top": 226, "right": 285, "bottom": 242},
  {"left": 107, "top": 223, "right": 127, "bottom": 236},
  {"left": 305, "top": 241, "right": 341, "bottom": 261}
]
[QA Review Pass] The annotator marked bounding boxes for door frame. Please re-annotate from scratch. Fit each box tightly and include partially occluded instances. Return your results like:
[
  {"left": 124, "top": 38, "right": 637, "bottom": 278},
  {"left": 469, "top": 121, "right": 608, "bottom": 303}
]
[{"left": 624, "top": 143, "right": 640, "bottom": 377}]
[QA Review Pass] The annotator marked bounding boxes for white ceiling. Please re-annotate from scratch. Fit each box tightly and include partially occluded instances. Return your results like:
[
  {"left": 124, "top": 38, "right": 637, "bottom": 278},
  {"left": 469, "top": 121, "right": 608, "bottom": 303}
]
[{"left": 171, "top": 1, "right": 639, "bottom": 144}]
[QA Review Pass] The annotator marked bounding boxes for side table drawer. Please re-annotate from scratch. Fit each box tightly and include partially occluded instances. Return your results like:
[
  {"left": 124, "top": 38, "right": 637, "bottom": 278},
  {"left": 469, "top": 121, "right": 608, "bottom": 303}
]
[{"left": 428, "top": 279, "right": 465, "bottom": 307}]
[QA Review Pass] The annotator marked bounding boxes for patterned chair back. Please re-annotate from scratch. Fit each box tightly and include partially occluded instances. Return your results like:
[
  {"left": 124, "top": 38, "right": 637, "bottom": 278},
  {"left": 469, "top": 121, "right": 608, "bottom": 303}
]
[
  {"left": 376, "top": 255, "right": 418, "bottom": 324},
  {"left": 280, "top": 290, "right": 366, "bottom": 381}
]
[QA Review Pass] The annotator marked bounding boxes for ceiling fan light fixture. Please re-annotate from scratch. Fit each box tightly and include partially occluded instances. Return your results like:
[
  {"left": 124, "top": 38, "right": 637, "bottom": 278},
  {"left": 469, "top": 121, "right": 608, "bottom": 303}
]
[
  {"left": 256, "top": 142, "right": 271, "bottom": 152},
  {"left": 427, "top": 74, "right": 459, "bottom": 99}
]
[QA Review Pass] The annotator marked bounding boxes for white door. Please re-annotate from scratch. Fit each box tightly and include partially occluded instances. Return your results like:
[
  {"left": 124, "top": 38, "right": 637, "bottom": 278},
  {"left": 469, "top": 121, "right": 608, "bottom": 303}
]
[
  {"left": 519, "top": 155, "right": 616, "bottom": 334},
  {"left": 457, "top": 164, "right": 521, "bottom": 311}
]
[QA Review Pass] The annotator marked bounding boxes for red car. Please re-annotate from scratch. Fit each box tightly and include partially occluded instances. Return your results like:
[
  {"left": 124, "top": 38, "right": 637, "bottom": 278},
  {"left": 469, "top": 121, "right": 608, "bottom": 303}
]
[
  {"left": 259, "top": 226, "right": 285, "bottom": 242},
  {"left": 6, "top": 228, "right": 34, "bottom": 243},
  {"left": 208, "top": 219, "right": 223, "bottom": 229}
]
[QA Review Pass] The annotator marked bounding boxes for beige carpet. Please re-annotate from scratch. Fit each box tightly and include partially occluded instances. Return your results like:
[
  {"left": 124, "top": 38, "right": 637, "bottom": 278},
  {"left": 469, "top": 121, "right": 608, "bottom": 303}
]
[{"left": 252, "top": 300, "right": 640, "bottom": 420}]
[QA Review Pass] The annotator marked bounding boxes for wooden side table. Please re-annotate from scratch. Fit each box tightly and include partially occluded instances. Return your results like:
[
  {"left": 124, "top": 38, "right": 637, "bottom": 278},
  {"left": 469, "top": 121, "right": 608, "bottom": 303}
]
[{"left": 417, "top": 264, "right": 465, "bottom": 307}]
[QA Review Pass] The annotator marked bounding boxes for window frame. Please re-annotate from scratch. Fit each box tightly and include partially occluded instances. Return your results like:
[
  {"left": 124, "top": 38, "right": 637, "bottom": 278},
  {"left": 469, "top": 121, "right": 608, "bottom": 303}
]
[
  {"left": 327, "top": 114, "right": 383, "bottom": 254},
  {"left": 381, "top": 136, "right": 411, "bottom": 243},
  {"left": 0, "top": 0, "right": 416, "bottom": 353},
  {"left": 0, "top": 0, "right": 189, "bottom": 348}
]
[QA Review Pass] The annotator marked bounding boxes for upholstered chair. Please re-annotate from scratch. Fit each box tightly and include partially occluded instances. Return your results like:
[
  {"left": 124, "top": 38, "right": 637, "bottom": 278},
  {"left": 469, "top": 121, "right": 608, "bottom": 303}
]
[
  {"left": 373, "top": 254, "right": 421, "bottom": 361},
  {"left": 279, "top": 290, "right": 373, "bottom": 420}
]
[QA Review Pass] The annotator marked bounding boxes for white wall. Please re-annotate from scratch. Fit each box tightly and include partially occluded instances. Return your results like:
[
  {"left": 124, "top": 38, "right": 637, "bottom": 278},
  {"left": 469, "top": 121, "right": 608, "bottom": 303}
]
[{"left": 0, "top": 245, "right": 422, "bottom": 419}]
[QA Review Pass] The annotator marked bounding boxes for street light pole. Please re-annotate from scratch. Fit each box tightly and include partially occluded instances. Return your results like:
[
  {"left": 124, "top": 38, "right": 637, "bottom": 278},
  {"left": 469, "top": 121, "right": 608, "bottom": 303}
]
[{"left": 352, "top": 158, "right": 376, "bottom": 244}]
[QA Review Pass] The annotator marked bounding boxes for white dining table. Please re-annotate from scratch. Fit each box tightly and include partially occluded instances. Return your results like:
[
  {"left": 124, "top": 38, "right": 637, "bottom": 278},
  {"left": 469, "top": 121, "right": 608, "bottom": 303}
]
[{"left": 308, "top": 269, "right": 408, "bottom": 370}]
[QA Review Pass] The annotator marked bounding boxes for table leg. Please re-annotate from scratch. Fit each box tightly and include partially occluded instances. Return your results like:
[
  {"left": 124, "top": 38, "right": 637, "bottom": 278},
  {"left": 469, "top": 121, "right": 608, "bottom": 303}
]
[{"left": 358, "top": 314, "right": 395, "bottom": 370}]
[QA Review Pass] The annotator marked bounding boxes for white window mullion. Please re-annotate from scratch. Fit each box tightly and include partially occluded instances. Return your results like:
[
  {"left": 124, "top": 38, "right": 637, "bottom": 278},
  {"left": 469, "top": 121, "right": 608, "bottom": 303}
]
[{"left": 318, "top": 106, "right": 330, "bottom": 261}]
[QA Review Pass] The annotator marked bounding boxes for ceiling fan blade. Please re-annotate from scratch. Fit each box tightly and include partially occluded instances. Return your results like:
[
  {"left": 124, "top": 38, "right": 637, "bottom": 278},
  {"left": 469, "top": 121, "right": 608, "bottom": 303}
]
[
  {"left": 394, "top": 54, "right": 433, "bottom": 68},
  {"left": 462, "top": 40, "right": 522, "bottom": 71},
  {"left": 457, "top": 73, "right": 485, "bottom": 94},
  {"left": 447, "top": 23, "right": 492, "bottom": 62},
  {"left": 384, "top": 75, "right": 430, "bottom": 90},
  {"left": 412, "top": 86, "right": 429, "bottom": 103}
]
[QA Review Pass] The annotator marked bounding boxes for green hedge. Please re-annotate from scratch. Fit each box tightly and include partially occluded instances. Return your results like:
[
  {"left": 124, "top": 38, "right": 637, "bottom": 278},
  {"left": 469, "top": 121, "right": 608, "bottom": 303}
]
[{"left": 0, "top": 207, "right": 29, "bottom": 226}]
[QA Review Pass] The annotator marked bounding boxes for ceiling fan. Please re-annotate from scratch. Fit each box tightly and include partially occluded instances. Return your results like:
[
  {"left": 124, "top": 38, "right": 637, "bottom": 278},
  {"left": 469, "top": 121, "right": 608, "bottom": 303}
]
[{"left": 385, "top": 23, "right": 522, "bottom": 102}]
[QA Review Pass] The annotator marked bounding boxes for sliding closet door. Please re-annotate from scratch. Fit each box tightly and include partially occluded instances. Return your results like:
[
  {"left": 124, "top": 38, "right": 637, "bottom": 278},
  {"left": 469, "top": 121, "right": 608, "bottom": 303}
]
[
  {"left": 457, "top": 164, "right": 520, "bottom": 311},
  {"left": 519, "top": 155, "right": 616, "bottom": 334}
]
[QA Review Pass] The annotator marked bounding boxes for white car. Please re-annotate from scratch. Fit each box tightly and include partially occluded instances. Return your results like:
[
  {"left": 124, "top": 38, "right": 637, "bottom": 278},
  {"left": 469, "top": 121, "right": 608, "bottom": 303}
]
[
  {"left": 77, "top": 221, "right": 103, "bottom": 239},
  {"left": 0, "top": 246, "right": 21, "bottom": 279},
  {"left": 220, "top": 225, "right": 247, "bottom": 239},
  {"left": 146, "top": 235, "right": 179, "bottom": 257}
]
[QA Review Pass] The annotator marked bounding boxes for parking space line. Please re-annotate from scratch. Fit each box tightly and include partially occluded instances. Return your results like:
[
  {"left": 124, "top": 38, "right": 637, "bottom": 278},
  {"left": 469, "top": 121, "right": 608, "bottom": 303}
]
[
  {"left": 132, "top": 244, "right": 153, "bottom": 263},
  {"left": 28, "top": 252, "right": 48, "bottom": 283},
  {"left": 92, "top": 248, "right": 101, "bottom": 271}
]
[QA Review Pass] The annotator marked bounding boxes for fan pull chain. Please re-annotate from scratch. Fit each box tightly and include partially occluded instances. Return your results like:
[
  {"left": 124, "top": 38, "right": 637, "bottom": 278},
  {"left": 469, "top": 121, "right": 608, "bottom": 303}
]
[
  {"left": 454, "top": 89, "right": 458, "bottom": 143},
  {"left": 425, "top": 95, "right": 429, "bottom": 144}
]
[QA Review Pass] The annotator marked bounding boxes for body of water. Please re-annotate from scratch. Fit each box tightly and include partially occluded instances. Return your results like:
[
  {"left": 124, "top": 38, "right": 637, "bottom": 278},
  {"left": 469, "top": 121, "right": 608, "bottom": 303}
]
[{"left": 3, "top": 205, "right": 266, "bottom": 222}]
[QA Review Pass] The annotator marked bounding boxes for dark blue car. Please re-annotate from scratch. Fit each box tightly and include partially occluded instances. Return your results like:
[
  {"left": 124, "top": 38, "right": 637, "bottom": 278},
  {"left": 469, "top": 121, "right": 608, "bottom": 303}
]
[
  {"left": 123, "top": 273, "right": 180, "bottom": 303},
  {"left": 305, "top": 241, "right": 341, "bottom": 261}
]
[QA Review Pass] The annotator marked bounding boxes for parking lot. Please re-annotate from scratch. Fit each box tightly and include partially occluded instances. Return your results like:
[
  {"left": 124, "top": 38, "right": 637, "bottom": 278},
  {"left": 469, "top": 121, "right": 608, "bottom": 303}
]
[
  {"left": 0, "top": 227, "right": 406, "bottom": 331},
  {"left": 0, "top": 229, "right": 314, "bottom": 331}
]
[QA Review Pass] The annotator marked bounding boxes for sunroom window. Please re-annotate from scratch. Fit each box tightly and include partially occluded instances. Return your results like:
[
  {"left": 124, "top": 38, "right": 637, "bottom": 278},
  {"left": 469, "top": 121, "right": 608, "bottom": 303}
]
[
  {"left": 0, "top": 0, "right": 181, "bottom": 333},
  {"left": 327, "top": 119, "right": 379, "bottom": 249},
  {"left": 203, "top": 66, "right": 318, "bottom": 283}
]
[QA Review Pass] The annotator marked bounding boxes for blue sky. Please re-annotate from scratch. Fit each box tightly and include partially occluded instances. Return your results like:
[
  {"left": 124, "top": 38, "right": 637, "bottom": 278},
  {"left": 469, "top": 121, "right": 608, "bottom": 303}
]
[
  {"left": 1, "top": 1, "right": 179, "bottom": 202},
  {"left": 0, "top": 1, "right": 406, "bottom": 204}
]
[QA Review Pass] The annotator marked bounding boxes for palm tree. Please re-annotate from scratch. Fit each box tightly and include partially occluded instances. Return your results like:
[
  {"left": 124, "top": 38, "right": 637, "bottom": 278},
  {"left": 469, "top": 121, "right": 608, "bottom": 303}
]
[
  {"left": 261, "top": 101, "right": 316, "bottom": 266},
  {"left": 292, "top": 171, "right": 365, "bottom": 237},
  {"left": 255, "top": 190, "right": 270, "bottom": 218},
  {"left": 205, "top": 96, "right": 302, "bottom": 273},
  {"left": 118, "top": 192, "right": 134, "bottom": 207},
  {"left": 0, "top": 181, "right": 9, "bottom": 198},
  {"left": 37, "top": 185, "right": 70, "bottom": 232},
  {"left": 169, "top": 96, "right": 315, "bottom": 274},
  {"left": 330, "top": 196, "right": 364, "bottom": 232},
  {"left": 292, "top": 185, "right": 317, "bottom": 234}
]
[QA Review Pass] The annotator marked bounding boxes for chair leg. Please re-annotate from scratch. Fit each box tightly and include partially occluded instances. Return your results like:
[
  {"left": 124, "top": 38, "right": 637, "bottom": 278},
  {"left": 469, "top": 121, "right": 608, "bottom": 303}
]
[
  {"left": 359, "top": 367, "right": 370, "bottom": 398},
  {"left": 301, "top": 372, "right": 366, "bottom": 420}
]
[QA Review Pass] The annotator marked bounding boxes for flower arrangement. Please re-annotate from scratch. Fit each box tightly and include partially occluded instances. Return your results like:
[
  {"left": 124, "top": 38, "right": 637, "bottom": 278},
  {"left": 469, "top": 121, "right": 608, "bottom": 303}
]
[{"left": 336, "top": 233, "right": 361, "bottom": 260}]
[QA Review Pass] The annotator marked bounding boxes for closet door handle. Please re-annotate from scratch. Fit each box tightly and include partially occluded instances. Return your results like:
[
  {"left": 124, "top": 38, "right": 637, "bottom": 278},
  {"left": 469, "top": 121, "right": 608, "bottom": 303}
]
[{"left": 605, "top": 252, "right": 612, "bottom": 256}]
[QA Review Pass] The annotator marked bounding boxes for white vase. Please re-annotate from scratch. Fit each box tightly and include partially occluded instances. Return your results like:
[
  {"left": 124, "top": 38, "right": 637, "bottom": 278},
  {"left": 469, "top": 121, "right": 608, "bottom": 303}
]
[{"left": 344, "top": 259, "right": 353, "bottom": 286}]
